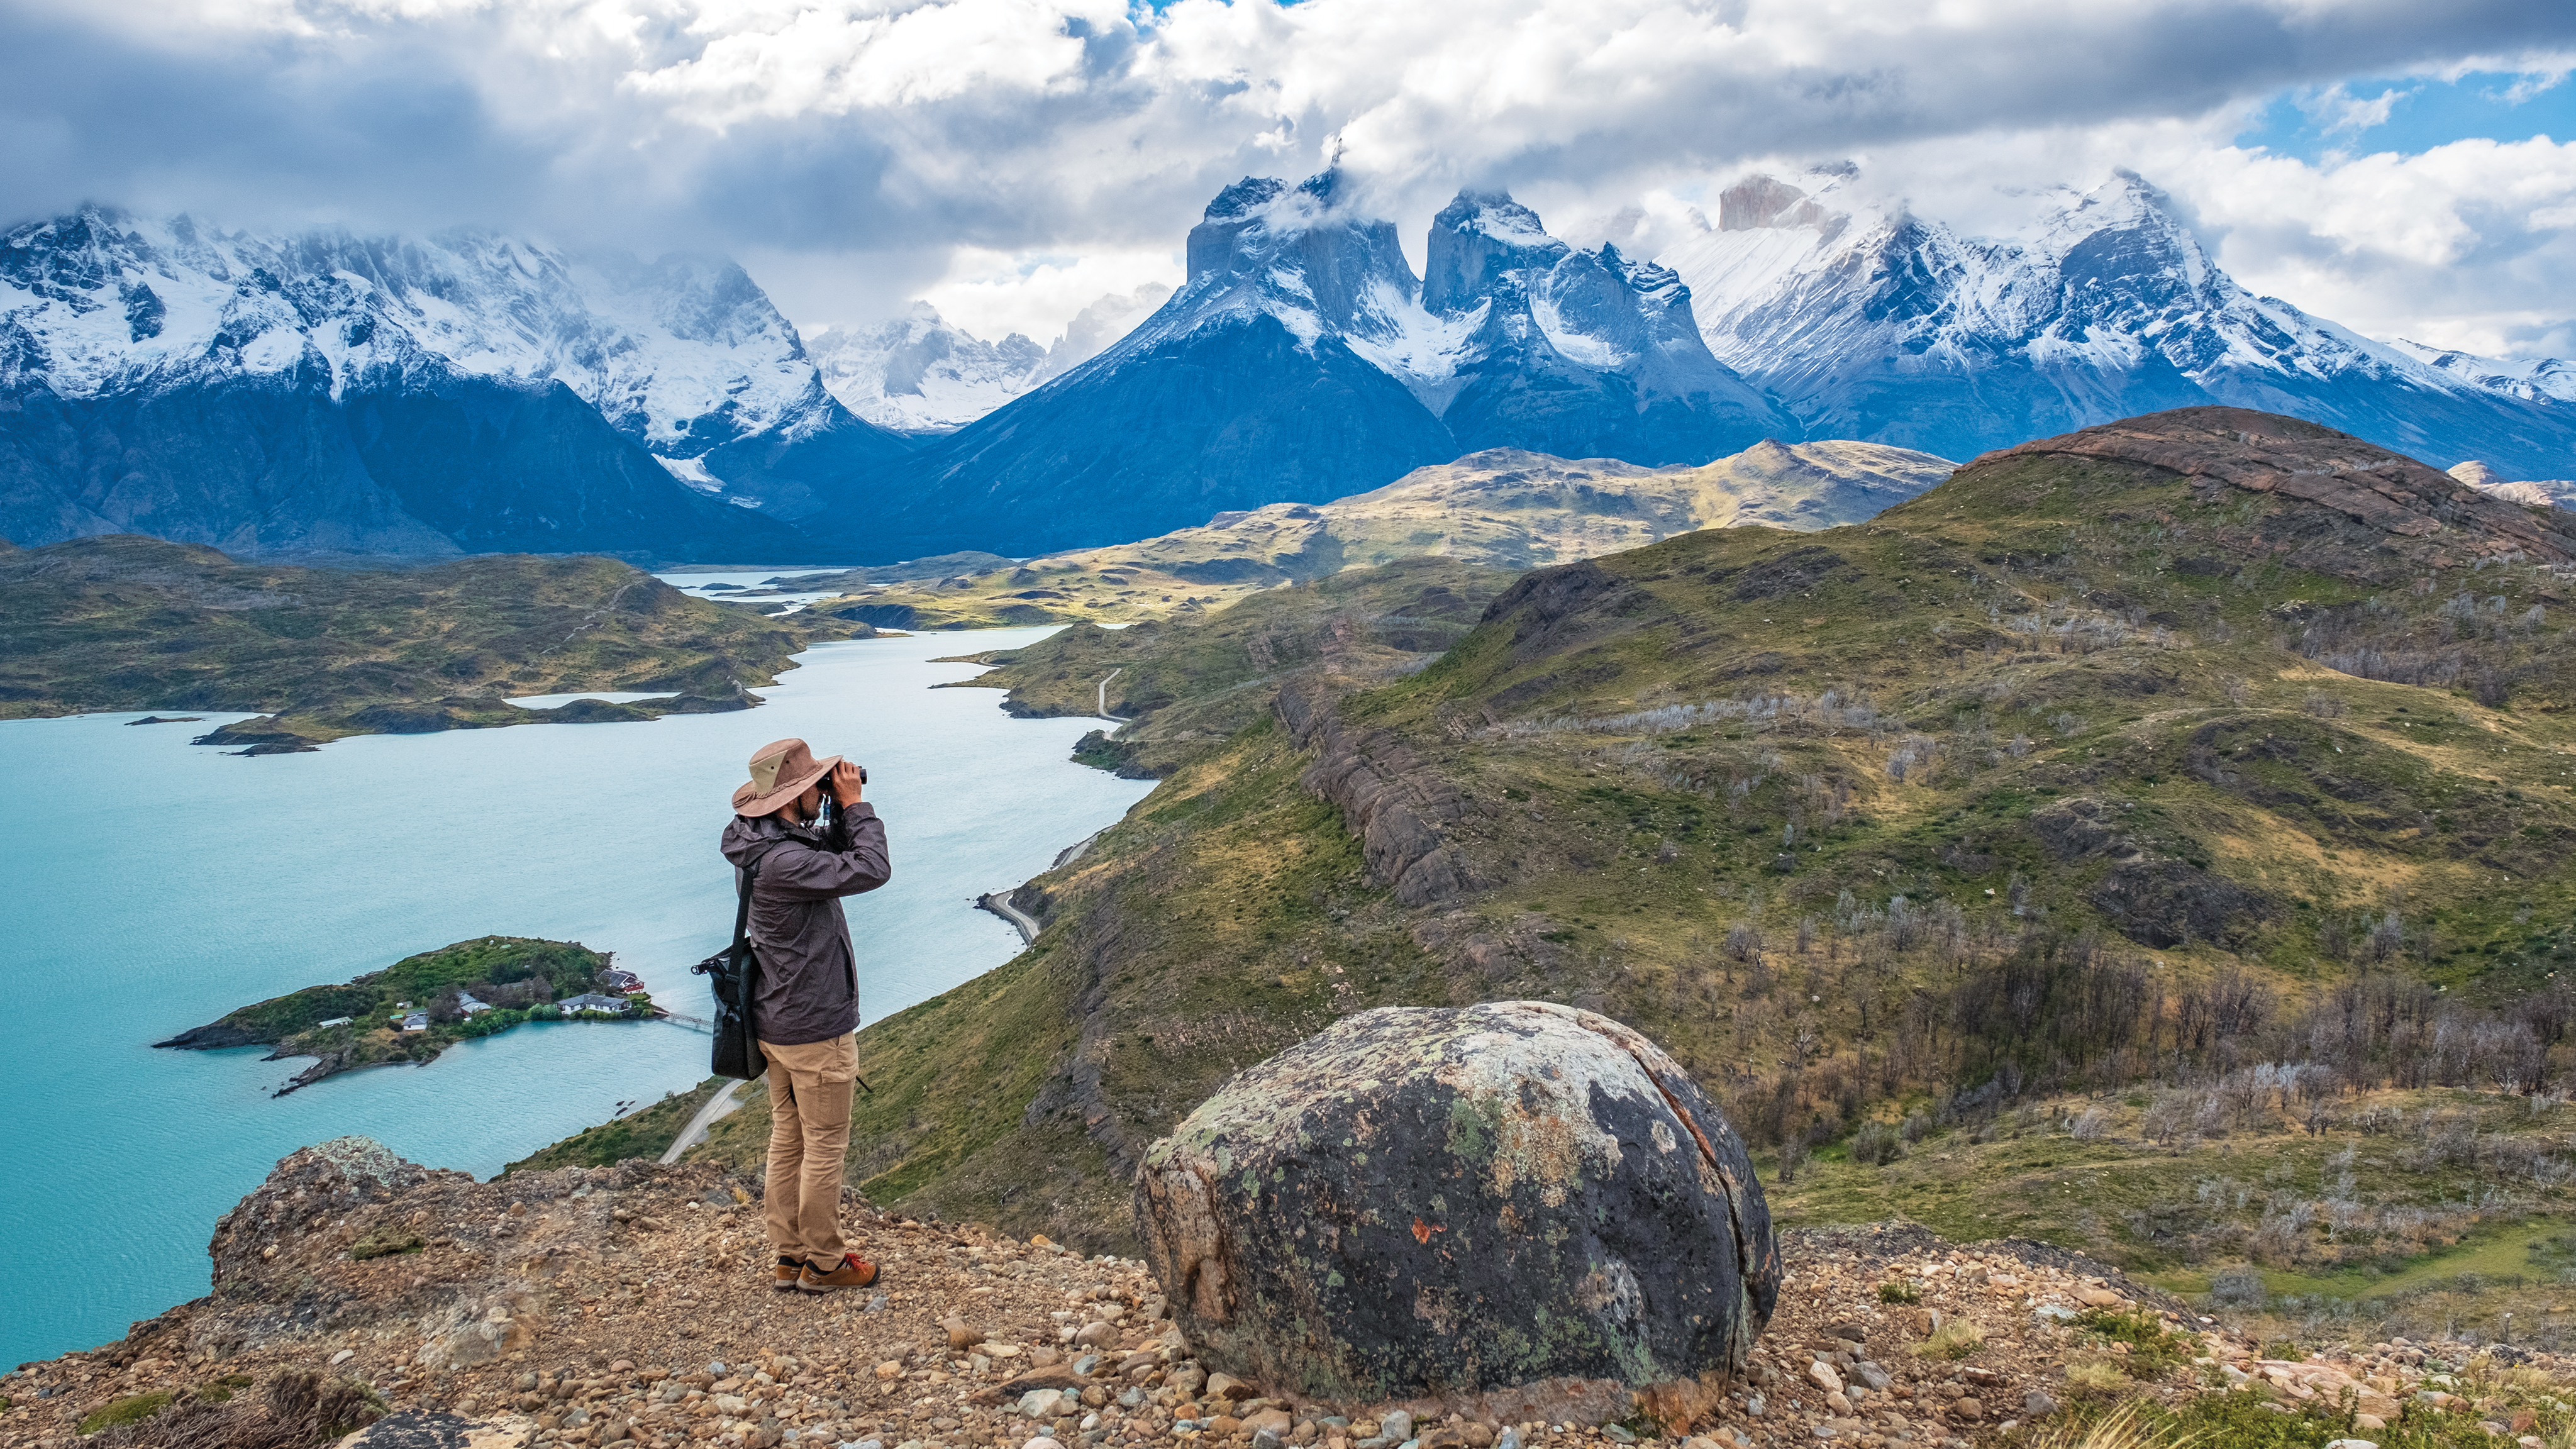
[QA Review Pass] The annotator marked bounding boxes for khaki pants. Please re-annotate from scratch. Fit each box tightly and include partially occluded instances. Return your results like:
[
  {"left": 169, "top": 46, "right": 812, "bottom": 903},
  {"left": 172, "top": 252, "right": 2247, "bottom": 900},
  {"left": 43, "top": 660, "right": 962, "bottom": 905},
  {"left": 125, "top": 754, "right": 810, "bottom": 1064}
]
[{"left": 758, "top": 1034, "right": 857, "bottom": 1269}]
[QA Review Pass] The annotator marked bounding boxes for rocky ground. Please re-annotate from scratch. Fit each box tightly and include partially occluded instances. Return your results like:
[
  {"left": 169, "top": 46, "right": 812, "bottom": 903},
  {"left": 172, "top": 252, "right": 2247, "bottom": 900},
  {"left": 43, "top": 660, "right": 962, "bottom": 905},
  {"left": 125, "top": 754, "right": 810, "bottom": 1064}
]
[{"left": 4, "top": 1141, "right": 2570, "bottom": 1449}]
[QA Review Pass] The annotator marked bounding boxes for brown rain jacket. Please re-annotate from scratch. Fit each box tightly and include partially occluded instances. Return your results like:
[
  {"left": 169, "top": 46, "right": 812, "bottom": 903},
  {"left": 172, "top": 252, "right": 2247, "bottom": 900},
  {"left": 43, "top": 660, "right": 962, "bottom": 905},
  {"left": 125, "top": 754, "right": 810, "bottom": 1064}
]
[{"left": 718, "top": 804, "right": 892, "bottom": 1046}]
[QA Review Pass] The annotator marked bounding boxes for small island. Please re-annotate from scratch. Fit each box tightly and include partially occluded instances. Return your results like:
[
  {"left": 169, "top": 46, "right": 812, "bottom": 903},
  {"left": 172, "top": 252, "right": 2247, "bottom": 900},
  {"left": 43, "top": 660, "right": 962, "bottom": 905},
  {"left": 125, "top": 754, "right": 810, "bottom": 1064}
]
[{"left": 154, "top": 935, "right": 664, "bottom": 1095}]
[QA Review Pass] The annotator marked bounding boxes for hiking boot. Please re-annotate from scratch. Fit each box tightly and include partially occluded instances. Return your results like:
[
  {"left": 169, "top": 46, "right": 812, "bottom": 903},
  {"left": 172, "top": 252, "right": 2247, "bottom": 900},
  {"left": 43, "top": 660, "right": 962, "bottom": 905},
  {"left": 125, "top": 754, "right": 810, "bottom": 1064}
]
[
  {"left": 772, "top": 1256, "right": 806, "bottom": 1292},
  {"left": 797, "top": 1253, "right": 879, "bottom": 1294}
]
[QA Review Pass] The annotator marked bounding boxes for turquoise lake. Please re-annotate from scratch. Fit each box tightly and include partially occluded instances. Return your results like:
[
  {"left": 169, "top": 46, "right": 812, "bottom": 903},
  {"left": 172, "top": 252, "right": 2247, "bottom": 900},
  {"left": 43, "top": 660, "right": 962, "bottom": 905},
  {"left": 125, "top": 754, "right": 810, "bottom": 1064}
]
[{"left": 0, "top": 627, "right": 1150, "bottom": 1368}]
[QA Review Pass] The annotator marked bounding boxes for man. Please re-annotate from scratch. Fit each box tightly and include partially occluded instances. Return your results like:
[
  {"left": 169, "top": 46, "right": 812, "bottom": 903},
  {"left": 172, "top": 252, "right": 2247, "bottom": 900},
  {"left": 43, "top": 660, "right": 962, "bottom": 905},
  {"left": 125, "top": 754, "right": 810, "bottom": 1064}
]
[{"left": 720, "top": 737, "right": 892, "bottom": 1294}]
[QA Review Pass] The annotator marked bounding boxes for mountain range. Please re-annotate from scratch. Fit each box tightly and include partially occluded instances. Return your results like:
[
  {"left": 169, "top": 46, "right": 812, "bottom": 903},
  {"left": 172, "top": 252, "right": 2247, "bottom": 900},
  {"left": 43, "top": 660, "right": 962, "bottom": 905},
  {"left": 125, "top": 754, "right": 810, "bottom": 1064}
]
[
  {"left": 0, "top": 209, "right": 909, "bottom": 558},
  {"left": 841, "top": 173, "right": 1789, "bottom": 560},
  {"left": 848, "top": 166, "right": 2575, "bottom": 558},
  {"left": 1659, "top": 167, "right": 2576, "bottom": 482},
  {"left": 6, "top": 168, "right": 2573, "bottom": 565}
]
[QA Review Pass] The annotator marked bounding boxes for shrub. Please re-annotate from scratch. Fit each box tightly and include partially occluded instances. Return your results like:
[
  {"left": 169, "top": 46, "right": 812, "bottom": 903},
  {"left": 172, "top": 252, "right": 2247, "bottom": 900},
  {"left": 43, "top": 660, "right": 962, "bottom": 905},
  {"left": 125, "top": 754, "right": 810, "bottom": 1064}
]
[
  {"left": 2206, "top": 1267, "right": 2266, "bottom": 1308},
  {"left": 2073, "top": 1307, "right": 2194, "bottom": 1377},
  {"left": 1724, "top": 921, "right": 1763, "bottom": 963},
  {"left": 1916, "top": 1319, "right": 1985, "bottom": 1360},
  {"left": 2260, "top": 1338, "right": 2305, "bottom": 1362},
  {"left": 1775, "top": 1136, "right": 1807, "bottom": 1184},
  {"left": 2063, "top": 1358, "right": 2129, "bottom": 1391},
  {"left": 1877, "top": 1280, "right": 1922, "bottom": 1305},
  {"left": 79, "top": 1392, "right": 174, "bottom": 1434},
  {"left": 349, "top": 1226, "right": 425, "bottom": 1260},
  {"left": 1850, "top": 1121, "right": 1904, "bottom": 1165}
]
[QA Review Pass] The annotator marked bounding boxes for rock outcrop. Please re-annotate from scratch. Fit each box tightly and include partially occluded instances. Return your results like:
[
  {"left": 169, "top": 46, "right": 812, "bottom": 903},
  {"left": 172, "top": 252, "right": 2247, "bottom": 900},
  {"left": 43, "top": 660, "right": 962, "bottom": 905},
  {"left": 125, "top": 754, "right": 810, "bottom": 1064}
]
[
  {"left": 1133, "top": 1002, "right": 1778, "bottom": 1424},
  {"left": 13, "top": 1132, "right": 2572, "bottom": 1449},
  {"left": 1980, "top": 407, "right": 2576, "bottom": 565},
  {"left": 1277, "top": 682, "right": 1482, "bottom": 907}
]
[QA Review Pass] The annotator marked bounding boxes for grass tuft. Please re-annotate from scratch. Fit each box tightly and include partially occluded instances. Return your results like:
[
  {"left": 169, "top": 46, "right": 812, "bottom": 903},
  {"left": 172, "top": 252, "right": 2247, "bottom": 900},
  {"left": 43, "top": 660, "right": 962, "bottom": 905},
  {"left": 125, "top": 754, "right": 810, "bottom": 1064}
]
[
  {"left": 77, "top": 1391, "right": 173, "bottom": 1433},
  {"left": 1915, "top": 1318, "right": 1985, "bottom": 1360}
]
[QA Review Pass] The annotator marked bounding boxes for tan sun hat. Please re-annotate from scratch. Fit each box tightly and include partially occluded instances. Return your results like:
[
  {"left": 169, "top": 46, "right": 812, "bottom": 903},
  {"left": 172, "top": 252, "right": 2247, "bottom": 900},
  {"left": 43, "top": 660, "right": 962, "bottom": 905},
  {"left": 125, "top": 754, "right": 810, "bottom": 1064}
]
[{"left": 731, "top": 738, "right": 843, "bottom": 816}]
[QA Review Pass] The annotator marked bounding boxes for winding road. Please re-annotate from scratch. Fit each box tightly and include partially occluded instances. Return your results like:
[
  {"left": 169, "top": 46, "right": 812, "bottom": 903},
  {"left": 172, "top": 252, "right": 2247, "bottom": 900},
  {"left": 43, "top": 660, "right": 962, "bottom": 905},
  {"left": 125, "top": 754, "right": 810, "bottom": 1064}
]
[{"left": 658, "top": 1079, "right": 754, "bottom": 1165}]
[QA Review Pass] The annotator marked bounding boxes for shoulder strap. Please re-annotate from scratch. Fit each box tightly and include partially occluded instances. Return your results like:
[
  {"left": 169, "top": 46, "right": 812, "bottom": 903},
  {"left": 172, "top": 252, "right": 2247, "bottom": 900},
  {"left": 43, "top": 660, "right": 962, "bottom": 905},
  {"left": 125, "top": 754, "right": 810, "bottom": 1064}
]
[{"left": 731, "top": 841, "right": 786, "bottom": 953}]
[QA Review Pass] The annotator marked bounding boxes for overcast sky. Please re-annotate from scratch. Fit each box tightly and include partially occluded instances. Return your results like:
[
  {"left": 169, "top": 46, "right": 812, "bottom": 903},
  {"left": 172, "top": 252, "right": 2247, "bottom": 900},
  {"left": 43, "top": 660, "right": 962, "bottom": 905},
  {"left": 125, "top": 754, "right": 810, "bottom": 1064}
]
[{"left": 5, "top": 0, "right": 2575, "bottom": 357}]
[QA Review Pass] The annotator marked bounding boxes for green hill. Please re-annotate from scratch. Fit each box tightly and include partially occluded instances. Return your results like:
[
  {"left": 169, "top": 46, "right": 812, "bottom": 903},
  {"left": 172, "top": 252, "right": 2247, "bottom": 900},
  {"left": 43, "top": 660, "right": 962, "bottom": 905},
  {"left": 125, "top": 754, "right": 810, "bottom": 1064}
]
[
  {"left": 624, "top": 408, "right": 2576, "bottom": 1296},
  {"left": 0, "top": 535, "right": 867, "bottom": 748}
]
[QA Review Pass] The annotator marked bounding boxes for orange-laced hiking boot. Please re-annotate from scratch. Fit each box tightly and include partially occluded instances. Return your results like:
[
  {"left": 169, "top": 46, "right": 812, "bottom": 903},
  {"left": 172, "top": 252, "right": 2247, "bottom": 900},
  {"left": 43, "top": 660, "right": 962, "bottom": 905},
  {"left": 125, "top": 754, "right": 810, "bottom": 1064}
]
[
  {"left": 797, "top": 1253, "right": 880, "bottom": 1294},
  {"left": 772, "top": 1256, "right": 806, "bottom": 1292}
]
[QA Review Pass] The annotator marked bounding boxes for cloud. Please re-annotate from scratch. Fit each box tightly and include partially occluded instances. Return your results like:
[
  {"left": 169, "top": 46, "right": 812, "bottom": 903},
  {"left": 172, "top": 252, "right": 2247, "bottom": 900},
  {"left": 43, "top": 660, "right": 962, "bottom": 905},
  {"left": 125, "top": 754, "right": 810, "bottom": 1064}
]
[
  {"left": 2296, "top": 82, "right": 2412, "bottom": 134},
  {"left": 3, "top": 0, "right": 2575, "bottom": 352}
]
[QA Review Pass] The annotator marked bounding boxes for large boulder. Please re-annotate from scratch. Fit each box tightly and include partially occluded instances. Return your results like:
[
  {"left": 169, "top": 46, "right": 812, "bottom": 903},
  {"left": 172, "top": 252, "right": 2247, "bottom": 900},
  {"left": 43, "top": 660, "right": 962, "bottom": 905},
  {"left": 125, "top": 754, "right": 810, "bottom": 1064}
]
[{"left": 1133, "top": 1002, "right": 1777, "bottom": 1424}]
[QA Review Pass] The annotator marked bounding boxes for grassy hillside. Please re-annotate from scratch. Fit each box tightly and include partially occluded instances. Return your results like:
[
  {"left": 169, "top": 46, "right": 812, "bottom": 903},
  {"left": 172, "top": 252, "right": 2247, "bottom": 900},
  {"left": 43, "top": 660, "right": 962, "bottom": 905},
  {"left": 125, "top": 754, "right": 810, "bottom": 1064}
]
[
  {"left": 808, "top": 441, "right": 1949, "bottom": 631},
  {"left": 601, "top": 407, "right": 2576, "bottom": 1336},
  {"left": 936, "top": 556, "right": 1518, "bottom": 776},
  {"left": 0, "top": 535, "right": 869, "bottom": 747}
]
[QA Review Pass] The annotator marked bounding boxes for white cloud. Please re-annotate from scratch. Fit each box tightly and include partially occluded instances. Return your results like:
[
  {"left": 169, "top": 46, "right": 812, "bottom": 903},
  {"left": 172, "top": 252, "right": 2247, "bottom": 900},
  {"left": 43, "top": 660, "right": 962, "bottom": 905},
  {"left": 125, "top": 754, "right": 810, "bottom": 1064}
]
[
  {"left": 920, "top": 247, "right": 1184, "bottom": 346},
  {"left": 2296, "top": 82, "right": 2411, "bottom": 134},
  {"left": 4, "top": 0, "right": 2575, "bottom": 353}
]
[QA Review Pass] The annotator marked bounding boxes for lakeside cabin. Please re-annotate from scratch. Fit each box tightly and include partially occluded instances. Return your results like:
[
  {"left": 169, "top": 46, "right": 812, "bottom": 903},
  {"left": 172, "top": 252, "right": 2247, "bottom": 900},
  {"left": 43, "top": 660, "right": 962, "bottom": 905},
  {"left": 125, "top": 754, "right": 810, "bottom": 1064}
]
[
  {"left": 599, "top": 969, "right": 645, "bottom": 995},
  {"left": 396, "top": 1012, "right": 429, "bottom": 1033},
  {"left": 559, "top": 992, "right": 631, "bottom": 1016},
  {"left": 456, "top": 992, "right": 493, "bottom": 1016}
]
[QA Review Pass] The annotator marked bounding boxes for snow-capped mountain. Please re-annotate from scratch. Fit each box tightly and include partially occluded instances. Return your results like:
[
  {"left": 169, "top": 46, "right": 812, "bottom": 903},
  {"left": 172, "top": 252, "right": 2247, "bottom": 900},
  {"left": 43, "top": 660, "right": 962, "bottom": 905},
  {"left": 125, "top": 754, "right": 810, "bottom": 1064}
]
[
  {"left": 809, "top": 287, "right": 1176, "bottom": 435},
  {"left": 853, "top": 173, "right": 1780, "bottom": 560},
  {"left": 0, "top": 208, "right": 902, "bottom": 556},
  {"left": 2392, "top": 340, "right": 2576, "bottom": 409},
  {"left": 1660, "top": 169, "right": 2576, "bottom": 480},
  {"left": 1421, "top": 191, "right": 1787, "bottom": 461},
  {"left": 808, "top": 304, "right": 1048, "bottom": 434}
]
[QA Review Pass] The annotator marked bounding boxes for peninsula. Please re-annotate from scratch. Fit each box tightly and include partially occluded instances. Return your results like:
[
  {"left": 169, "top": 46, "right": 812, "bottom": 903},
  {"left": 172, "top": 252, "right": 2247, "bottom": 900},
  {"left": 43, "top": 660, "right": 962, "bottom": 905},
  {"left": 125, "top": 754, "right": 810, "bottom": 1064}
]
[
  {"left": 155, "top": 935, "right": 658, "bottom": 1095},
  {"left": 0, "top": 536, "right": 874, "bottom": 751}
]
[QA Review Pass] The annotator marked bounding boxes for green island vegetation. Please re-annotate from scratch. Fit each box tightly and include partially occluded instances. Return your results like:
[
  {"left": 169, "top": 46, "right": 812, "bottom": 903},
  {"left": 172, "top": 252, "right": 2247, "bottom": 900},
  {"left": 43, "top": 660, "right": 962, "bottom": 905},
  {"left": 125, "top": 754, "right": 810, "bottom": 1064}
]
[
  {"left": 535, "top": 406, "right": 2576, "bottom": 1352},
  {"left": 155, "top": 935, "right": 653, "bottom": 1094},
  {"left": 0, "top": 535, "right": 871, "bottom": 750}
]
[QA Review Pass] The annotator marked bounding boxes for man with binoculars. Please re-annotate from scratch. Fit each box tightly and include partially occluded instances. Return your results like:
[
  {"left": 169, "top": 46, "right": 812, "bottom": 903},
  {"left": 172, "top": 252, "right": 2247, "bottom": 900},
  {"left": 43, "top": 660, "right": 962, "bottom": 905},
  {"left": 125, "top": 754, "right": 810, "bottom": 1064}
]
[{"left": 720, "top": 738, "right": 891, "bottom": 1295}]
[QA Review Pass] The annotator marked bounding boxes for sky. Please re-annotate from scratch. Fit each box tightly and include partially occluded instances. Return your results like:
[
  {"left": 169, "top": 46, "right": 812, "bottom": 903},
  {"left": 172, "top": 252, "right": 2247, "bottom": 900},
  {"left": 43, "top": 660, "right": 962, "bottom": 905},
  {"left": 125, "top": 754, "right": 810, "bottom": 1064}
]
[{"left": 4, "top": 0, "right": 2575, "bottom": 358}]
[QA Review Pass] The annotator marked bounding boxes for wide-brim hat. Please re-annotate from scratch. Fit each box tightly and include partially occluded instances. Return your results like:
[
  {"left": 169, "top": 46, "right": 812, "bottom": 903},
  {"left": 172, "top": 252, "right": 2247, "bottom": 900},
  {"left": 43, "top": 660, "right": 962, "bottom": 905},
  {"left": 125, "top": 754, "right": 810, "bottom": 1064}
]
[{"left": 732, "top": 737, "right": 843, "bottom": 816}]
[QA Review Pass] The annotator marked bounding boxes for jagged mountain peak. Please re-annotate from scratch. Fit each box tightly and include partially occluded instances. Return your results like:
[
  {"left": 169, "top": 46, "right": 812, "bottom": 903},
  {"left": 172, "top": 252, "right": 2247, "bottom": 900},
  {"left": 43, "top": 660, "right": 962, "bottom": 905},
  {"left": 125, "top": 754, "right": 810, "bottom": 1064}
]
[{"left": 1425, "top": 190, "right": 1569, "bottom": 314}]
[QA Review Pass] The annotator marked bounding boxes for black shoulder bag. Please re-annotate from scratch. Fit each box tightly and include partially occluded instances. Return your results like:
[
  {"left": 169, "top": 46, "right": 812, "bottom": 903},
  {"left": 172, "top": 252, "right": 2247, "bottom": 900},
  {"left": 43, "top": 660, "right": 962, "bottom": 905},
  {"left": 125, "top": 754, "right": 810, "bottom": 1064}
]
[{"left": 692, "top": 845, "right": 780, "bottom": 1080}]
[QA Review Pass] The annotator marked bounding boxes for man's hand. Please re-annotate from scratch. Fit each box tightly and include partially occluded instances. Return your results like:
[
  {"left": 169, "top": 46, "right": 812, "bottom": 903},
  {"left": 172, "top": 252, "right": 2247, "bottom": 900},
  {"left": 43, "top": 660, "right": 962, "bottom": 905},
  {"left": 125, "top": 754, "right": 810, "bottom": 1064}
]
[{"left": 829, "top": 759, "right": 865, "bottom": 805}]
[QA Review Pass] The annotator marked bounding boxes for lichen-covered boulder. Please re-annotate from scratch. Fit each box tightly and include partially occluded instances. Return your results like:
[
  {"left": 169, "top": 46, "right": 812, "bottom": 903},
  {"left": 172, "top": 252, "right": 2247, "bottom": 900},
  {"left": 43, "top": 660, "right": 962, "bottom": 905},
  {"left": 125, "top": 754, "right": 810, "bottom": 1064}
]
[{"left": 1133, "top": 1002, "right": 1777, "bottom": 1423}]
